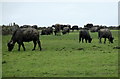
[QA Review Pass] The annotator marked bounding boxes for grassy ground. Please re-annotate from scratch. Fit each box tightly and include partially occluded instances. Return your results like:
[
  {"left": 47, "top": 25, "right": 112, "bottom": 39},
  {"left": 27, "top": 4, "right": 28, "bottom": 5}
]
[{"left": 2, "top": 30, "right": 119, "bottom": 77}]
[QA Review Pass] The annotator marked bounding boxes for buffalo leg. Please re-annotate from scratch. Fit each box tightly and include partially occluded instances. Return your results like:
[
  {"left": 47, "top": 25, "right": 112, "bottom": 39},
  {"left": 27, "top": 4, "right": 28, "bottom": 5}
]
[
  {"left": 104, "top": 38, "right": 106, "bottom": 44},
  {"left": 18, "top": 44, "right": 21, "bottom": 51},
  {"left": 82, "top": 38, "right": 84, "bottom": 43},
  {"left": 98, "top": 32, "right": 100, "bottom": 39},
  {"left": 99, "top": 38, "right": 102, "bottom": 43},
  {"left": 38, "top": 40, "right": 42, "bottom": 51},
  {"left": 21, "top": 43, "right": 25, "bottom": 51},
  {"left": 85, "top": 39, "right": 87, "bottom": 43},
  {"left": 55, "top": 32, "right": 56, "bottom": 35},
  {"left": 79, "top": 37, "right": 81, "bottom": 43},
  {"left": 109, "top": 39, "right": 110, "bottom": 43},
  {"left": 54, "top": 31, "right": 56, "bottom": 35},
  {"left": 32, "top": 41, "right": 37, "bottom": 51}
]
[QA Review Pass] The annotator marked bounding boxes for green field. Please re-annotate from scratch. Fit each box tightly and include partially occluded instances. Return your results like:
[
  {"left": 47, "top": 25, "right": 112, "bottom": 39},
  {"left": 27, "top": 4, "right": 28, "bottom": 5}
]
[{"left": 2, "top": 30, "right": 119, "bottom": 77}]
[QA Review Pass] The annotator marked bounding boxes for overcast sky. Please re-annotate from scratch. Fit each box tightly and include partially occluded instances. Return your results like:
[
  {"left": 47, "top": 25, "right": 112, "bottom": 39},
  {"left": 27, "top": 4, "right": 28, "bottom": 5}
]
[{"left": 1, "top": 1, "right": 118, "bottom": 27}]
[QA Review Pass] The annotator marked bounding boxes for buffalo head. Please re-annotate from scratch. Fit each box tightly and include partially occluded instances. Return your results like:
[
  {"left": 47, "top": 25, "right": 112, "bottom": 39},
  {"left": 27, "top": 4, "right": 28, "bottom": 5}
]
[
  {"left": 88, "top": 37, "right": 92, "bottom": 43},
  {"left": 109, "top": 37, "right": 114, "bottom": 43},
  {"left": 7, "top": 41, "right": 15, "bottom": 51}
]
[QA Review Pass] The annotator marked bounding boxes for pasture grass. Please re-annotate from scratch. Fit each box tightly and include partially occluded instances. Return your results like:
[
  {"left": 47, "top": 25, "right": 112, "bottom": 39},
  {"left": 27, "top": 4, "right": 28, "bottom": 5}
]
[{"left": 2, "top": 30, "right": 119, "bottom": 77}]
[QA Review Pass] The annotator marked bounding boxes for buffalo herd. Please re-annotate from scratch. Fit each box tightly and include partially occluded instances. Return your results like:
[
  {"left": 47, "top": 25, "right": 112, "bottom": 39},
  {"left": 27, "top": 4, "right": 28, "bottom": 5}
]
[{"left": 7, "top": 24, "right": 114, "bottom": 51}]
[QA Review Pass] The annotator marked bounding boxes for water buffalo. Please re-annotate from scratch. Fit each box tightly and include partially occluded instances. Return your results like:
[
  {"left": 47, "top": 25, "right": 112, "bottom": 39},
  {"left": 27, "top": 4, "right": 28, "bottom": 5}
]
[
  {"left": 41, "top": 27, "right": 53, "bottom": 35},
  {"left": 41, "top": 29, "right": 47, "bottom": 35},
  {"left": 47, "top": 27, "right": 53, "bottom": 35},
  {"left": 90, "top": 27, "right": 99, "bottom": 32},
  {"left": 7, "top": 28, "right": 42, "bottom": 51},
  {"left": 72, "top": 25, "right": 79, "bottom": 31},
  {"left": 84, "top": 23, "right": 93, "bottom": 30},
  {"left": 79, "top": 30, "right": 92, "bottom": 43},
  {"left": 53, "top": 24, "right": 61, "bottom": 35},
  {"left": 98, "top": 29, "right": 114, "bottom": 43},
  {"left": 62, "top": 27, "right": 70, "bottom": 35}
]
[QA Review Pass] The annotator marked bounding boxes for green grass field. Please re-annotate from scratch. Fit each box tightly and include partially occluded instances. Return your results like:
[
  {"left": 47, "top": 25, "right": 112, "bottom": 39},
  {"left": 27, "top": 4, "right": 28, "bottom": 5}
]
[{"left": 2, "top": 30, "right": 119, "bottom": 77}]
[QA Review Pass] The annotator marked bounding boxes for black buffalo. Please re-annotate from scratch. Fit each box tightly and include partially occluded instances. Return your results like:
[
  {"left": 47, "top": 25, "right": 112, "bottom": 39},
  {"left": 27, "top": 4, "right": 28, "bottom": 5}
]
[
  {"left": 41, "top": 29, "right": 47, "bottom": 35},
  {"left": 7, "top": 28, "right": 42, "bottom": 51},
  {"left": 62, "top": 27, "right": 70, "bottom": 35},
  {"left": 79, "top": 30, "right": 92, "bottom": 43},
  {"left": 53, "top": 24, "right": 61, "bottom": 35},
  {"left": 84, "top": 23, "right": 93, "bottom": 30},
  {"left": 41, "top": 27, "right": 53, "bottom": 35},
  {"left": 72, "top": 25, "right": 79, "bottom": 31},
  {"left": 47, "top": 27, "right": 53, "bottom": 35},
  {"left": 98, "top": 29, "right": 114, "bottom": 43},
  {"left": 90, "top": 27, "right": 99, "bottom": 32}
]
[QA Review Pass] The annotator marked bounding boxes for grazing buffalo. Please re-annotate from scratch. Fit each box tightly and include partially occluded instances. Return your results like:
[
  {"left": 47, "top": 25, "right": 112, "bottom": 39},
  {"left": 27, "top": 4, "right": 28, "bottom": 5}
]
[
  {"left": 62, "top": 27, "right": 70, "bottom": 35},
  {"left": 41, "top": 27, "right": 53, "bottom": 35},
  {"left": 53, "top": 24, "right": 61, "bottom": 35},
  {"left": 41, "top": 29, "right": 47, "bottom": 35},
  {"left": 32, "top": 25, "right": 38, "bottom": 29},
  {"left": 7, "top": 28, "right": 42, "bottom": 51},
  {"left": 47, "top": 27, "right": 53, "bottom": 35},
  {"left": 79, "top": 30, "right": 92, "bottom": 43},
  {"left": 72, "top": 25, "right": 79, "bottom": 31},
  {"left": 90, "top": 27, "right": 99, "bottom": 32},
  {"left": 84, "top": 23, "right": 93, "bottom": 30},
  {"left": 62, "top": 24, "right": 71, "bottom": 30},
  {"left": 98, "top": 29, "right": 114, "bottom": 43},
  {"left": 20, "top": 25, "right": 38, "bottom": 29}
]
